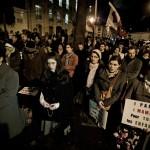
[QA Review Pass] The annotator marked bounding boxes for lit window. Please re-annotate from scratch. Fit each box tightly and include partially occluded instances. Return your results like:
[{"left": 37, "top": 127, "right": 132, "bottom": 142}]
[
  {"left": 56, "top": 11, "right": 61, "bottom": 21},
  {"left": 35, "top": 4, "right": 42, "bottom": 19},
  {"left": 49, "top": 9, "right": 53, "bottom": 19},
  {"left": 49, "top": 0, "right": 53, "bottom": 3},
  {"left": 66, "top": 0, "right": 69, "bottom": 9},
  {"left": 59, "top": 0, "right": 62, "bottom": 7},
  {"left": 20, "top": 11, "right": 24, "bottom": 17},
  {"left": 65, "top": 14, "right": 69, "bottom": 24}
]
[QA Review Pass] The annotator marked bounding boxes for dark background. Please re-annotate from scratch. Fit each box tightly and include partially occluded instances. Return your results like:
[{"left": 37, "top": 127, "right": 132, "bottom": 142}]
[
  {"left": 13, "top": 0, "right": 150, "bottom": 32},
  {"left": 89, "top": 0, "right": 150, "bottom": 32}
]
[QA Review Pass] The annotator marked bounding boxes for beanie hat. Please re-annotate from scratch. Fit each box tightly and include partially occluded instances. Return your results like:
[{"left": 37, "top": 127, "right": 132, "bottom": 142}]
[
  {"left": 92, "top": 49, "right": 101, "bottom": 60},
  {"left": 5, "top": 43, "right": 15, "bottom": 53}
]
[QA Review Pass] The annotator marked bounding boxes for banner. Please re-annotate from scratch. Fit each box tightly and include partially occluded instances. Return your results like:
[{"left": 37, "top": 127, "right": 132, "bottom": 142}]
[
  {"left": 122, "top": 99, "right": 150, "bottom": 131},
  {"left": 106, "top": 1, "right": 121, "bottom": 31}
]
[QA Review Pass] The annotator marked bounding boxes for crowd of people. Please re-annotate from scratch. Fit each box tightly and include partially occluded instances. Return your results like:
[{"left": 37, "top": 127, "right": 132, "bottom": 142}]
[{"left": 0, "top": 28, "right": 149, "bottom": 149}]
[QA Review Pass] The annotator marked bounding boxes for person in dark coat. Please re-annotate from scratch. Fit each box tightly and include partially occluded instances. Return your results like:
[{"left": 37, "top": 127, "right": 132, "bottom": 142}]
[
  {"left": 0, "top": 44, "right": 25, "bottom": 143},
  {"left": 123, "top": 65, "right": 150, "bottom": 150},
  {"left": 121, "top": 46, "right": 143, "bottom": 84},
  {"left": 95, "top": 56, "right": 127, "bottom": 132},
  {"left": 79, "top": 49, "right": 104, "bottom": 120},
  {"left": 39, "top": 53, "right": 74, "bottom": 132},
  {"left": 22, "top": 40, "right": 46, "bottom": 86}
]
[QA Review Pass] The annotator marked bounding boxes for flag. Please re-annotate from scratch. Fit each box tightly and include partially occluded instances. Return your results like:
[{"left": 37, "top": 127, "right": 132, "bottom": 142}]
[{"left": 106, "top": 1, "right": 121, "bottom": 31}]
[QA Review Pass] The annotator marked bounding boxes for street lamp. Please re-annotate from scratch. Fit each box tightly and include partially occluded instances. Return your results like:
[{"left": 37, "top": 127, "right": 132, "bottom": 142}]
[
  {"left": 94, "top": 0, "right": 97, "bottom": 44},
  {"left": 88, "top": 16, "right": 95, "bottom": 42},
  {"left": 87, "top": 0, "right": 98, "bottom": 44},
  {"left": 89, "top": 16, "right": 95, "bottom": 24}
]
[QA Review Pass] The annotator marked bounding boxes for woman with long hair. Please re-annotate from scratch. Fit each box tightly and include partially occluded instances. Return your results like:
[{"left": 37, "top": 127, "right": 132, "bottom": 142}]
[{"left": 39, "top": 53, "right": 74, "bottom": 134}]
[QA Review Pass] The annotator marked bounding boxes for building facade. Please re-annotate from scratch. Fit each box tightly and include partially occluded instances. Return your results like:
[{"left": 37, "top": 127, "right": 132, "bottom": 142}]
[{"left": 0, "top": 0, "right": 77, "bottom": 36}]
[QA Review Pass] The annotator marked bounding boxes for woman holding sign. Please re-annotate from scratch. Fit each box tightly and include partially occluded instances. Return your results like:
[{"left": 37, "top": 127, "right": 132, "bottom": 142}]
[{"left": 94, "top": 55, "right": 127, "bottom": 133}]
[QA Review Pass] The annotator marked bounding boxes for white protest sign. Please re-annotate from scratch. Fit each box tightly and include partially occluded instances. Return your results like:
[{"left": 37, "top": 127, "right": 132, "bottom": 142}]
[{"left": 122, "top": 99, "right": 150, "bottom": 131}]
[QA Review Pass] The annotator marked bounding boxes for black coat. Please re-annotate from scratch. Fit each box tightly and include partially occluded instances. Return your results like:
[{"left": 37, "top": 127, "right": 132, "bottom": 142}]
[
  {"left": 94, "top": 68, "right": 127, "bottom": 106},
  {"left": 40, "top": 69, "right": 74, "bottom": 121}
]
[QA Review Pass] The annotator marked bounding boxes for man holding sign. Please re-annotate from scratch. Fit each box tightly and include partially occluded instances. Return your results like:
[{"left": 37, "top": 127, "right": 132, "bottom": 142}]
[{"left": 121, "top": 66, "right": 150, "bottom": 149}]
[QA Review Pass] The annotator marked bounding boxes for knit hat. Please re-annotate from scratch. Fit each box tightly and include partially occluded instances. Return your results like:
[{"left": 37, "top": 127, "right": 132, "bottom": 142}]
[
  {"left": 92, "top": 49, "right": 101, "bottom": 59},
  {"left": 5, "top": 43, "right": 15, "bottom": 53}
]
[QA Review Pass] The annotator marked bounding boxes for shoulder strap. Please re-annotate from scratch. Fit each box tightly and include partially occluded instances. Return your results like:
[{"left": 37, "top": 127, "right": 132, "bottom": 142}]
[{"left": 110, "top": 71, "right": 121, "bottom": 88}]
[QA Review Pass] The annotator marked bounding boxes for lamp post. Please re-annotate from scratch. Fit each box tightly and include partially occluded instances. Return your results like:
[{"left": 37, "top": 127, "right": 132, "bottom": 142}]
[
  {"left": 94, "top": 0, "right": 97, "bottom": 44},
  {"left": 87, "top": 0, "right": 98, "bottom": 45},
  {"left": 89, "top": 16, "right": 95, "bottom": 41}
]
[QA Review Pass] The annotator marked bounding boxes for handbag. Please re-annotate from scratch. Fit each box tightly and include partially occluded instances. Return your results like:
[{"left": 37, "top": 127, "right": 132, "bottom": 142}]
[{"left": 99, "top": 72, "right": 121, "bottom": 110}]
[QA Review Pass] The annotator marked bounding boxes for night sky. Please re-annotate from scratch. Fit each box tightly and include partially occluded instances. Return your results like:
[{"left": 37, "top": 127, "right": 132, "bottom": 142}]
[
  {"left": 13, "top": 0, "right": 25, "bottom": 9},
  {"left": 113, "top": 0, "right": 150, "bottom": 32},
  {"left": 89, "top": 0, "right": 150, "bottom": 32},
  {"left": 13, "top": 0, "right": 150, "bottom": 32}
]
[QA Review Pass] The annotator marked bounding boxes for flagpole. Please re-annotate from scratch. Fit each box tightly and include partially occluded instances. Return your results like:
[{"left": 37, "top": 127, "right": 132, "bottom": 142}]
[
  {"left": 94, "top": 0, "right": 97, "bottom": 45},
  {"left": 95, "top": 0, "right": 97, "bottom": 20}
]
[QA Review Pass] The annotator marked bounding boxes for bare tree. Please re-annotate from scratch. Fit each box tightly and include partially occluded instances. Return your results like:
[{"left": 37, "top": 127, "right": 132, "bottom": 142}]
[
  {"left": 73, "top": 0, "right": 87, "bottom": 48},
  {"left": 0, "top": 0, "right": 15, "bottom": 32}
]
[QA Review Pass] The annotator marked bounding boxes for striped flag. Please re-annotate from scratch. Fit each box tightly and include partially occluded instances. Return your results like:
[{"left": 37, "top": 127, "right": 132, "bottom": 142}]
[{"left": 106, "top": 1, "right": 122, "bottom": 31}]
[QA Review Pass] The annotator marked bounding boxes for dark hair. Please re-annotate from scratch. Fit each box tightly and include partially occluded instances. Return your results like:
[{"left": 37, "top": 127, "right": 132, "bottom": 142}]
[
  {"left": 26, "top": 40, "right": 36, "bottom": 48},
  {"left": 109, "top": 55, "right": 122, "bottom": 65},
  {"left": 46, "top": 52, "right": 70, "bottom": 83},
  {"left": 46, "top": 52, "right": 62, "bottom": 72},
  {"left": 66, "top": 42, "right": 73, "bottom": 48},
  {"left": 128, "top": 45, "right": 137, "bottom": 51},
  {"left": 0, "top": 43, "right": 6, "bottom": 62}
]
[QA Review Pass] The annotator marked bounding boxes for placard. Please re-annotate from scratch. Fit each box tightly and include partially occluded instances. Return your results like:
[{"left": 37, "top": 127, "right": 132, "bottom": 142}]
[
  {"left": 89, "top": 99, "right": 99, "bottom": 122},
  {"left": 89, "top": 99, "right": 108, "bottom": 129},
  {"left": 122, "top": 99, "right": 150, "bottom": 131},
  {"left": 98, "top": 107, "right": 108, "bottom": 129},
  {"left": 18, "top": 87, "right": 39, "bottom": 96}
]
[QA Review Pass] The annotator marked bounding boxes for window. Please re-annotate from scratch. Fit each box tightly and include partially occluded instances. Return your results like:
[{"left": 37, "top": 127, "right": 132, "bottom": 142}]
[
  {"left": 56, "top": 11, "right": 61, "bottom": 21},
  {"left": 17, "top": 18, "right": 23, "bottom": 23},
  {"left": 49, "top": 0, "right": 53, "bottom": 3},
  {"left": 49, "top": 9, "right": 53, "bottom": 20},
  {"left": 65, "top": 14, "right": 69, "bottom": 24},
  {"left": 20, "top": 11, "right": 24, "bottom": 18},
  {"left": 66, "top": 0, "right": 69, "bottom": 9},
  {"left": 59, "top": 0, "right": 62, "bottom": 7},
  {"left": 35, "top": 4, "right": 42, "bottom": 19}
]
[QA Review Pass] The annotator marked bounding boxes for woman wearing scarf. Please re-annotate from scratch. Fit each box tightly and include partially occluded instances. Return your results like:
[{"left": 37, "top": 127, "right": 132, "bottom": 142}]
[
  {"left": 94, "top": 55, "right": 127, "bottom": 133},
  {"left": 80, "top": 49, "right": 104, "bottom": 119}
]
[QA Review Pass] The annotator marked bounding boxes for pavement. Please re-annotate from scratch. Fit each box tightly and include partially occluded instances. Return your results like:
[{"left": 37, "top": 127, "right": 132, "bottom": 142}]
[{"left": 2, "top": 105, "right": 126, "bottom": 150}]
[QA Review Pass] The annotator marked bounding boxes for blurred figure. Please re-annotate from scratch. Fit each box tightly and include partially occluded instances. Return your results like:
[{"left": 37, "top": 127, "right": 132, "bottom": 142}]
[
  {"left": 4, "top": 43, "right": 21, "bottom": 73},
  {"left": 56, "top": 43, "right": 65, "bottom": 59},
  {"left": 22, "top": 40, "right": 46, "bottom": 86},
  {"left": 121, "top": 46, "right": 143, "bottom": 86},
  {"left": 124, "top": 65, "right": 150, "bottom": 150},
  {"left": 0, "top": 44, "right": 25, "bottom": 144}
]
